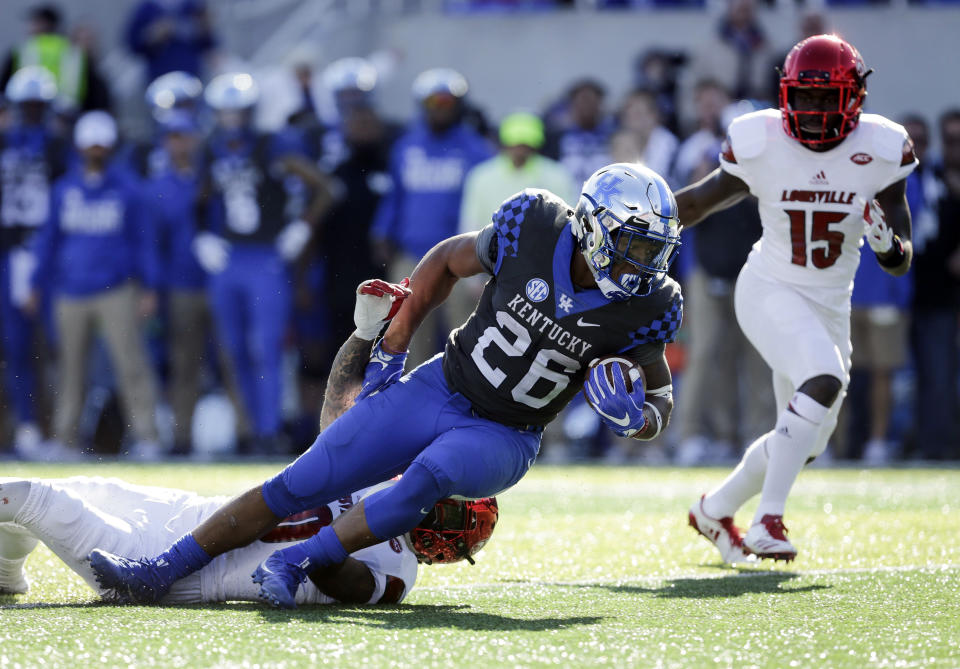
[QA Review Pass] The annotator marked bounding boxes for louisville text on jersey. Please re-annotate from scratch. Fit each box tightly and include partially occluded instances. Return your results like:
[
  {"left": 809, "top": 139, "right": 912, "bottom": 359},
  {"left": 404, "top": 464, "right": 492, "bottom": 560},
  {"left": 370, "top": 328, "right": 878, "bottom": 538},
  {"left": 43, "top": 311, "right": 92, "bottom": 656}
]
[{"left": 779, "top": 190, "right": 857, "bottom": 205}]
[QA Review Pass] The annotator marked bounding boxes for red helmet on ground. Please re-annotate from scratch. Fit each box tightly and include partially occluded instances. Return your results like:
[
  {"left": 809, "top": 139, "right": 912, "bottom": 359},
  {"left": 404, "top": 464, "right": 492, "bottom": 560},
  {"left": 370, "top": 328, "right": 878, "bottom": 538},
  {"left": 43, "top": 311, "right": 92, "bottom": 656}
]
[
  {"left": 405, "top": 497, "right": 498, "bottom": 565},
  {"left": 779, "top": 34, "right": 870, "bottom": 147}
]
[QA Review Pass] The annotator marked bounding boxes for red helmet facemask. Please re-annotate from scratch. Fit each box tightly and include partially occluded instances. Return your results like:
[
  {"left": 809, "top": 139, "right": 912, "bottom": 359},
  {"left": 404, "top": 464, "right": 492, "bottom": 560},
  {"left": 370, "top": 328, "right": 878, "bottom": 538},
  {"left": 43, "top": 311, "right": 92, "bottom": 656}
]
[
  {"left": 405, "top": 497, "right": 498, "bottom": 565},
  {"left": 779, "top": 34, "right": 871, "bottom": 147}
]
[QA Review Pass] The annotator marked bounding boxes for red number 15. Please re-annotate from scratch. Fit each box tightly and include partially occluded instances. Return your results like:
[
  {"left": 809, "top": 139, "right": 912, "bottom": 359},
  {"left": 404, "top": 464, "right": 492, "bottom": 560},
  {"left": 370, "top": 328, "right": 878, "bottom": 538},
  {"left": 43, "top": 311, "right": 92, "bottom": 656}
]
[{"left": 786, "top": 209, "right": 847, "bottom": 269}]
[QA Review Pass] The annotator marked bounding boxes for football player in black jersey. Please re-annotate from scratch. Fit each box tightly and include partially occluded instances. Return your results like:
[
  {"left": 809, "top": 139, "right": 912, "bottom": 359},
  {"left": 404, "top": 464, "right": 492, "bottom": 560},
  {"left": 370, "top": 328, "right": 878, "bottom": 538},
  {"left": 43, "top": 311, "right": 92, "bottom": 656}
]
[{"left": 89, "top": 163, "right": 683, "bottom": 608}]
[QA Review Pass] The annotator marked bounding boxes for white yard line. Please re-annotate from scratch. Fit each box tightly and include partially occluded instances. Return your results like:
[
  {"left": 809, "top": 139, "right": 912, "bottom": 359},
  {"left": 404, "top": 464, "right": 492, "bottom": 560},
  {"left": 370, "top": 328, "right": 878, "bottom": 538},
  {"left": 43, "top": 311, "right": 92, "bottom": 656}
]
[{"left": 417, "top": 563, "right": 960, "bottom": 592}]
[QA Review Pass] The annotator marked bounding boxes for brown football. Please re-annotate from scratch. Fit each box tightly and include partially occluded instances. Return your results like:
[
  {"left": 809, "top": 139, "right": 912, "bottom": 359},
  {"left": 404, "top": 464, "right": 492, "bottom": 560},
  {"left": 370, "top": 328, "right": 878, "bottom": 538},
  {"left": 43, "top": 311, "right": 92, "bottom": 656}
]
[{"left": 582, "top": 355, "right": 645, "bottom": 409}]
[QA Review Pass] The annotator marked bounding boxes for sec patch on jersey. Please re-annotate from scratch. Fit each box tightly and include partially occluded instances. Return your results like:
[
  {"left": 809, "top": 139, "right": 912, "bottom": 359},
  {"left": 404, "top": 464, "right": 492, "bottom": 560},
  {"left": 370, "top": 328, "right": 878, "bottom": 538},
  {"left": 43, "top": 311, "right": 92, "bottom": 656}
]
[{"left": 582, "top": 356, "right": 645, "bottom": 410}]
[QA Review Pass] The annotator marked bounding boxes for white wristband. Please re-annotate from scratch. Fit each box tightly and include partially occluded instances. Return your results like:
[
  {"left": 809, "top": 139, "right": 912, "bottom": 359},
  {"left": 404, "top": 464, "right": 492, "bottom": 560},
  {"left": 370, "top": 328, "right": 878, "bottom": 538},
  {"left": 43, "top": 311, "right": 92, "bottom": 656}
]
[{"left": 633, "top": 401, "right": 663, "bottom": 441}]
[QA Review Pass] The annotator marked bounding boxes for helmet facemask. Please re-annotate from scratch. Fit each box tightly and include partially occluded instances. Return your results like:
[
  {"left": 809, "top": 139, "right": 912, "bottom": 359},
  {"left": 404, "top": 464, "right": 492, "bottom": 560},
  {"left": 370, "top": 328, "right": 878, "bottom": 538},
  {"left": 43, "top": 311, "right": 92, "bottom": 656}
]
[
  {"left": 404, "top": 497, "right": 498, "bottom": 565},
  {"left": 575, "top": 182, "right": 680, "bottom": 301},
  {"left": 780, "top": 77, "right": 865, "bottom": 147}
]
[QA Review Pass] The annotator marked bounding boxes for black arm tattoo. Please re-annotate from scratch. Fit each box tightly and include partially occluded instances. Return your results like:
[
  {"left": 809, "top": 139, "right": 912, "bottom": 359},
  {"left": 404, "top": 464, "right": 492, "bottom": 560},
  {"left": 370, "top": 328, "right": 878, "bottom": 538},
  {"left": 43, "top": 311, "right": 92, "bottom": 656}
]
[{"left": 319, "top": 335, "right": 374, "bottom": 431}]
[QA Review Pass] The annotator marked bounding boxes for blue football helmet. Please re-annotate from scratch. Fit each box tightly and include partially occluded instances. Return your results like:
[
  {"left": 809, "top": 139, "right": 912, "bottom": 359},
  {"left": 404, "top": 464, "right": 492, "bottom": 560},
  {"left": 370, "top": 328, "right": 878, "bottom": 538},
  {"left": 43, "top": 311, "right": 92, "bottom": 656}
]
[
  {"left": 411, "top": 68, "right": 468, "bottom": 103},
  {"left": 204, "top": 72, "right": 260, "bottom": 111},
  {"left": 5, "top": 65, "right": 57, "bottom": 103},
  {"left": 322, "top": 57, "right": 377, "bottom": 94},
  {"left": 145, "top": 71, "right": 203, "bottom": 111},
  {"left": 571, "top": 163, "right": 681, "bottom": 300}
]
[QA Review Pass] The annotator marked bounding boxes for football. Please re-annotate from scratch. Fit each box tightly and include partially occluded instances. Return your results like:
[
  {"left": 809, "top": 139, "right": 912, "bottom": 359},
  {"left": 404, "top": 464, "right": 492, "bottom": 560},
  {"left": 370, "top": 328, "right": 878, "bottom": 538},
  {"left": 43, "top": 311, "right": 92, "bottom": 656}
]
[{"left": 582, "top": 355, "right": 645, "bottom": 410}]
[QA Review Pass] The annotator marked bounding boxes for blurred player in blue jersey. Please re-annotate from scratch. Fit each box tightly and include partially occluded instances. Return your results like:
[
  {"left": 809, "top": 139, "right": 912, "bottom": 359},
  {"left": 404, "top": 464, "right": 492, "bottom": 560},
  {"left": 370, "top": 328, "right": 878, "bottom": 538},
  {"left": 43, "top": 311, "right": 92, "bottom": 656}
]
[
  {"left": 128, "top": 70, "right": 204, "bottom": 179},
  {"left": 142, "top": 111, "right": 211, "bottom": 456},
  {"left": 91, "top": 162, "right": 684, "bottom": 608},
  {"left": 193, "top": 72, "right": 329, "bottom": 454},
  {"left": 0, "top": 66, "right": 69, "bottom": 458}
]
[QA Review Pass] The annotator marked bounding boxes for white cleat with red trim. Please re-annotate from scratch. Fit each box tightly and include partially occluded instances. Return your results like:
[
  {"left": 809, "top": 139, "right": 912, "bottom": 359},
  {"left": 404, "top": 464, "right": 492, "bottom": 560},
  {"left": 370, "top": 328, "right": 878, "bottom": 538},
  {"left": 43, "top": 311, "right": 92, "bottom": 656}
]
[
  {"left": 743, "top": 514, "right": 797, "bottom": 562},
  {"left": 688, "top": 496, "right": 754, "bottom": 564}
]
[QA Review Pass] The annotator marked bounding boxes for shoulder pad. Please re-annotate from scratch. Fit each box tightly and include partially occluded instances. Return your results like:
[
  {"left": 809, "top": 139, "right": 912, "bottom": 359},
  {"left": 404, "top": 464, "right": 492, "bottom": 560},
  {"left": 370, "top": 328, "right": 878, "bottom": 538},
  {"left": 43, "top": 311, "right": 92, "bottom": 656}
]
[
  {"left": 492, "top": 190, "right": 538, "bottom": 259},
  {"left": 725, "top": 109, "right": 776, "bottom": 161},
  {"left": 861, "top": 114, "right": 911, "bottom": 163},
  {"left": 492, "top": 189, "right": 570, "bottom": 259},
  {"left": 626, "top": 284, "right": 684, "bottom": 346}
]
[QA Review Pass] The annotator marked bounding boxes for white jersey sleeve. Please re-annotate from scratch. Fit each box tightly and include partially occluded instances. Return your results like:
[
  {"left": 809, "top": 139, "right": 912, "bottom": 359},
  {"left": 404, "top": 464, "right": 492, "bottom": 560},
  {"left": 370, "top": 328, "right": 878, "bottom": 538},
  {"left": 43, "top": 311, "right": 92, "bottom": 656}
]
[
  {"left": 718, "top": 109, "right": 774, "bottom": 187},
  {"left": 861, "top": 113, "right": 918, "bottom": 191},
  {"left": 352, "top": 538, "right": 419, "bottom": 604}
]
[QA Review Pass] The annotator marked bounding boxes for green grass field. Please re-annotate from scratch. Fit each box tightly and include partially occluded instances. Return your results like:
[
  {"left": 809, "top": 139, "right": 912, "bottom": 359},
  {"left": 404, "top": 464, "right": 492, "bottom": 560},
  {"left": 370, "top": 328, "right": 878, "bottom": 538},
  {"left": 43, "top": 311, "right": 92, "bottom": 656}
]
[{"left": 2, "top": 462, "right": 958, "bottom": 668}]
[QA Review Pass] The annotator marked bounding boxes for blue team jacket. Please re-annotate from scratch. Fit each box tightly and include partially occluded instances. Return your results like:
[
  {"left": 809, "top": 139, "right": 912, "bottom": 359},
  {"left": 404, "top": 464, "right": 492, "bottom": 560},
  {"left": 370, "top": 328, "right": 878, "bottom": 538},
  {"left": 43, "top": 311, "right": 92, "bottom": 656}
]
[
  {"left": 31, "top": 163, "right": 159, "bottom": 297},
  {"left": 371, "top": 120, "right": 491, "bottom": 259}
]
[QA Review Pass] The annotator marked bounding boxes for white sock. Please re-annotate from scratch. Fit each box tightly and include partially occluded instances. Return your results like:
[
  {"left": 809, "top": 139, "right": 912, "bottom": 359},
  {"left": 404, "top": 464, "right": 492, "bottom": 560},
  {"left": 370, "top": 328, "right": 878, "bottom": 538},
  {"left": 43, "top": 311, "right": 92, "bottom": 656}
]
[
  {"left": 703, "top": 433, "right": 770, "bottom": 519},
  {"left": 753, "top": 392, "right": 828, "bottom": 523},
  {"left": 0, "top": 525, "right": 39, "bottom": 590},
  {"left": 0, "top": 480, "right": 32, "bottom": 523}
]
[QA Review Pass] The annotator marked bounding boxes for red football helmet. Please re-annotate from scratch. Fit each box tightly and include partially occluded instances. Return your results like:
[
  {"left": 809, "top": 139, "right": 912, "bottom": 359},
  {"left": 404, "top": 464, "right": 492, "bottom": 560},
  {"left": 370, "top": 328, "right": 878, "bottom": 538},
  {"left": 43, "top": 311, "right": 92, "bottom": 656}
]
[
  {"left": 779, "top": 34, "right": 871, "bottom": 147},
  {"left": 405, "top": 497, "right": 498, "bottom": 565}
]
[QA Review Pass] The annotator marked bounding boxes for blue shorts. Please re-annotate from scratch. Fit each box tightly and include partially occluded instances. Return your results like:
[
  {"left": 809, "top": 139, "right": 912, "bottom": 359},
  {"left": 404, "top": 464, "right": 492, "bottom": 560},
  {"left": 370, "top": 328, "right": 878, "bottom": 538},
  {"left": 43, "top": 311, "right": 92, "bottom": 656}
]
[{"left": 262, "top": 356, "right": 543, "bottom": 516}]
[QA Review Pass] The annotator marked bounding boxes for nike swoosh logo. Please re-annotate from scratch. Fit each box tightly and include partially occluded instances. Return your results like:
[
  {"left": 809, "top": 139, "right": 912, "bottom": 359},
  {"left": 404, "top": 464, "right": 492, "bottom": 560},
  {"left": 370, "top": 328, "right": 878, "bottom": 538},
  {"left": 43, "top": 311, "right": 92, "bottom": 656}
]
[
  {"left": 577, "top": 317, "right": 601, "bottom": 327},
  {"left": 419, "top": 507, "right": 431, "bottom": 514},
  {"left": 594, "top": 406, "right": 632, "bottom": 427}
]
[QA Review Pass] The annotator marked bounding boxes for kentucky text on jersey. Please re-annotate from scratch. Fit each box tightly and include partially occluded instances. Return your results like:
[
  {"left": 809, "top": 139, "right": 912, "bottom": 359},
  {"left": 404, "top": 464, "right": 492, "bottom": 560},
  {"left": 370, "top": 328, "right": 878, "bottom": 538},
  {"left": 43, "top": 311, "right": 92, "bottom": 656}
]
[
  {"left": 505, "top": 293, "right": 593, "bottom": 357},
  {"left": 780, "top": 190, "right": 857, "bottom": 205}
]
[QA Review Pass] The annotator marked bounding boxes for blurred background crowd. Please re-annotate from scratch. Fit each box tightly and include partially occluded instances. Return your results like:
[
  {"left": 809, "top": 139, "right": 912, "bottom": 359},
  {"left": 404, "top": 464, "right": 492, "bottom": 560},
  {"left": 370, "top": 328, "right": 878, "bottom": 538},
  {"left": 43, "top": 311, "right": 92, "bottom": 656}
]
[{"left": 0, "top": 0, "right": 957, "bottom": 465}]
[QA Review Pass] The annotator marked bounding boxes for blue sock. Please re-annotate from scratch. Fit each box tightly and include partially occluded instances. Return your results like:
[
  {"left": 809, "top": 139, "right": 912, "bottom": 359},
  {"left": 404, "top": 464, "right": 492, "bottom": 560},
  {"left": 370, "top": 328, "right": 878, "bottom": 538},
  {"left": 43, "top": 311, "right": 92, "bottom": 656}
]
[
  {"left": 365, "top": 461, "right": 447, "bottom": 540},
  {"left": 277, "top": 526, "right": 348, "bottom": 572},
  {"left": 155, "top": 534, "right": 212, "bottom": 582}
]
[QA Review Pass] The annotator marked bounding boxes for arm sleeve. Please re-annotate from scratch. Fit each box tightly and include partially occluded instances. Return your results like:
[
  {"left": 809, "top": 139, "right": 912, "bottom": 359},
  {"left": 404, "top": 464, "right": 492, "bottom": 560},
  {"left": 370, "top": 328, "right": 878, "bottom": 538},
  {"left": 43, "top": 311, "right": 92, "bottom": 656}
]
[
  {"left": 30, "top": 185, "right": 61, "bottom": 292},
  {"left": 135, "top": 184, "right": 161, "bottom": 289},
  {"left": 475, "top": 223, "right": 499, "bottom": 275},
  {"left": 717, "top": 135, "right": 752, "bottom": 187},
  {"left": 877, "top": 140, "right": 919, "bottom": 193},
  {"left": 351, "top": 542, "right": 419, "bottom": 605},
  {"left": 620, "top": 341, "right": 667, "bottom": 366}
]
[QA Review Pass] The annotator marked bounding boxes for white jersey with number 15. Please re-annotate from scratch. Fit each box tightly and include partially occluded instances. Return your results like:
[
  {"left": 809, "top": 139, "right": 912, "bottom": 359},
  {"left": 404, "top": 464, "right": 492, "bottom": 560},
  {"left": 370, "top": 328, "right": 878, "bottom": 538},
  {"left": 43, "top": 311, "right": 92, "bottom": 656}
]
[{"left": 719, "top": 109, "right": 917, "bottom": 292}]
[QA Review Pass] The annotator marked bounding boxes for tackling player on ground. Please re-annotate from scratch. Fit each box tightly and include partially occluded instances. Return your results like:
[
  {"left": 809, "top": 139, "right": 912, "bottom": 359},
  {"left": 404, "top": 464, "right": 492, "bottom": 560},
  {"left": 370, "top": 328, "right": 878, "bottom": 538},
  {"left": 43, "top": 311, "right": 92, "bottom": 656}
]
[
  {"left": 680, "top": 35, "right": 916, "bottom": 562},
  {"left": 90, "top": 162, "right": 684, "bottom": 608},
  {"left": 0, "top": 282, "right": 497, "bottom": 604}
]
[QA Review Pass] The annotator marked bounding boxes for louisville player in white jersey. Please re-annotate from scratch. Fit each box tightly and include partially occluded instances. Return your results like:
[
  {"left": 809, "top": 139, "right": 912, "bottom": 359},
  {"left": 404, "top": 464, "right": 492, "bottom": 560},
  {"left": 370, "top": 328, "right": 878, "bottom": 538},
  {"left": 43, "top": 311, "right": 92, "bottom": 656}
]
[
  {"left": 676, "top": 34, "right": 916, "bottom": 562},
  {"left": 0, "top": 280, "right": 497, "bottom": 604}
]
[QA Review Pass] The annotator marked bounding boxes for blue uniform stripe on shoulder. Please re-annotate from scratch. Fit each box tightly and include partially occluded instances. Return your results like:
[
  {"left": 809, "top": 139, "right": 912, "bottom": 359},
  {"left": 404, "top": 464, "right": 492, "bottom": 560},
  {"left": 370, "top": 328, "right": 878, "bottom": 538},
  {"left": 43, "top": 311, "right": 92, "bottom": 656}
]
[
  {"left": 626, "top": 293, "right": 684, "bottom": 346},
  {"left": 492, "top": 192, "right": 535, "bottom": 262}
]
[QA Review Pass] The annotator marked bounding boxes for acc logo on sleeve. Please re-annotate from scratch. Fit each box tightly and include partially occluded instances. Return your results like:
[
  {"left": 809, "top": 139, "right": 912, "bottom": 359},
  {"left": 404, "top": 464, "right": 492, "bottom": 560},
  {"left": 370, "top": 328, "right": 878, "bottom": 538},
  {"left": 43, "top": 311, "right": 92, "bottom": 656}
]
[
  {"left": 850, "top": 152, "right": 873, "bottom": 165},
  {"left": 525, "top": 278, "right": 549, "bottom": 303}
]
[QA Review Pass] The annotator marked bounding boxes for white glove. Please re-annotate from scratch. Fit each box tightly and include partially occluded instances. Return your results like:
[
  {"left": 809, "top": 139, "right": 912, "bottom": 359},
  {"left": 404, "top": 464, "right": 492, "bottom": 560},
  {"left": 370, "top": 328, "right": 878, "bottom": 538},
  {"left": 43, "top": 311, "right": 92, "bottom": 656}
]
[
  {"left": 861, "top": 197, "right": 894, "bottom": 254},
  {"left": 353, "top": 278, "right": 411, "bottom": 340},
  {"left": 192, "top": 233, "right": 230, "bottom": 274},
  {"left": 276, "top": 220, "right": 312, "bottom": 261}
]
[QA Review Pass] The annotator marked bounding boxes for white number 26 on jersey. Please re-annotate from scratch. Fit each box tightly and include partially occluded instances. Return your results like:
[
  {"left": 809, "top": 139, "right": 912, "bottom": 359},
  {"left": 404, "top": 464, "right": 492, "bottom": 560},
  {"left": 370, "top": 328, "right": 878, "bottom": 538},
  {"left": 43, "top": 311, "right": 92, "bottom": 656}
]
[{"left": 470, "top": 311, "right": 580, "bottom": 409}]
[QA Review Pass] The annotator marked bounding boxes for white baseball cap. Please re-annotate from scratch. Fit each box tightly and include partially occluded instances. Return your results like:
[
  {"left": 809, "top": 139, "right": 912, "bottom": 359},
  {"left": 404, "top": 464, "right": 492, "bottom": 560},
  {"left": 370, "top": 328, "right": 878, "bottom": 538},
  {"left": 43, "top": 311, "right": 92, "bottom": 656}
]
[{"left": 74, "top": 110, "right": 118, "bottom": 149}]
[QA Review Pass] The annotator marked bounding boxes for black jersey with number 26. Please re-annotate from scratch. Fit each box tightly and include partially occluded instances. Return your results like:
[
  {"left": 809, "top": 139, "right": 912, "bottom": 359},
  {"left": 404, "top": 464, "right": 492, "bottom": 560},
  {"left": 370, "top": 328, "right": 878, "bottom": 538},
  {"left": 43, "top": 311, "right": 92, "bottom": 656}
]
[{"left": 442, "top": 188, "right": 683, "bottom": 428}]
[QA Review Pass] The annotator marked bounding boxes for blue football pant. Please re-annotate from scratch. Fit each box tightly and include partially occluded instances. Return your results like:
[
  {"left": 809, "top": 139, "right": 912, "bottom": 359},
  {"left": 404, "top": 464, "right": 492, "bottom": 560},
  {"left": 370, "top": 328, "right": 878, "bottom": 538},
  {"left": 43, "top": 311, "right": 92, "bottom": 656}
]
[
  {"left": 0, "top": 250, "right": 47, "bottom": 424},
  {"left": 262, "top": 356, "right": 542, "bottom": 520},
  {"left": 208, "top": 246, "right": 290, "bottom": 437}
]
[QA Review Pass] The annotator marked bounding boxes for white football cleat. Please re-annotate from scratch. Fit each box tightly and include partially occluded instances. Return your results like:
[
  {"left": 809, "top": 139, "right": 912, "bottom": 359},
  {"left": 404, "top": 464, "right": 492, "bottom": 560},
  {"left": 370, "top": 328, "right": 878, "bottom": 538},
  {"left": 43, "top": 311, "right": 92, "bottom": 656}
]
[
  {"left": 743, "top": 514, "right": 797, "bottom": 562},
  {"left": 688, "top": 496, "right": 754, "bottom": 564}
]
